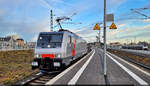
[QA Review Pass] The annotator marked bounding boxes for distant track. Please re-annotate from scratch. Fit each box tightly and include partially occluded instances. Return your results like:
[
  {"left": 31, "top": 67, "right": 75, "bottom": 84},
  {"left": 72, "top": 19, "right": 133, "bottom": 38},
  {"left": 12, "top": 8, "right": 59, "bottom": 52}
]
[
  {"left": 108, "top": 49, "right": 150, "bottom": 71},
  {"left": 113, "top": 48, "right": 150, "bottom": 58}
]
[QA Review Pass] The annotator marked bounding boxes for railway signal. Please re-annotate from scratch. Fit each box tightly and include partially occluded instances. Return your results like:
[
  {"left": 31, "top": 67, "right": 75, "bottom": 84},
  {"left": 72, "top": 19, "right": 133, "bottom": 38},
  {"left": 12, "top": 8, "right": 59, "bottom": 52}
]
[
  {"left": 109, "top": 22, "right": 117, "bottom": 29},
  {"left": 93, "top": 23, "right": 101, "bottom": 30},
  {"left": 93, "top": 23, "right": 101, "bottom": 43}
]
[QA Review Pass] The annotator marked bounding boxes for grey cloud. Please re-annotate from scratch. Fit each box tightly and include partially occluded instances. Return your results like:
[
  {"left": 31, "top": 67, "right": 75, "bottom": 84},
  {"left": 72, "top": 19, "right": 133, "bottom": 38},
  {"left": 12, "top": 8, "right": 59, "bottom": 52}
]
[
  {"left": 76, "top": 28, "right": 95, "bottom": 35},
  {"left": 0, "top": 18, "right": 49, "bottom": 34},
  {"left": 116, "top": 31, "right": 150, "bottom": 40}
]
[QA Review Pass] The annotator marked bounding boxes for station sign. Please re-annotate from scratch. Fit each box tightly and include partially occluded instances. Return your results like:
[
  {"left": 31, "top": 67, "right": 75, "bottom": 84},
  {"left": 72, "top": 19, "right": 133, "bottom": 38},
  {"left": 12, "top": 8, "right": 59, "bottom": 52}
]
[{"left": 106, "top": 14, "right": 114, "bottom": 22}]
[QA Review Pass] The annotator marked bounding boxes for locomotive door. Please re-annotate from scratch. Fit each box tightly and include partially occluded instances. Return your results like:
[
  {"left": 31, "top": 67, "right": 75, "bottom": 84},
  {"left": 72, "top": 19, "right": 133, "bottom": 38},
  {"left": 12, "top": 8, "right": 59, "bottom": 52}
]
[{"left": 67, "top": 36, "right": 75, "bottom": 59}]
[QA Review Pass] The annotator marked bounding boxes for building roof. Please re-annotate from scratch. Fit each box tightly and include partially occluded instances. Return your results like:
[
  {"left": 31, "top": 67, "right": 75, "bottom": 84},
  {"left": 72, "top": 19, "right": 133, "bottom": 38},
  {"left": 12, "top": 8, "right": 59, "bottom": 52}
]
[
  {"left": 0, "top": 37, "right": 11, "bottom": 42},
  {"left": 16, "top": 38, "right": 24, "bottom": 41}
]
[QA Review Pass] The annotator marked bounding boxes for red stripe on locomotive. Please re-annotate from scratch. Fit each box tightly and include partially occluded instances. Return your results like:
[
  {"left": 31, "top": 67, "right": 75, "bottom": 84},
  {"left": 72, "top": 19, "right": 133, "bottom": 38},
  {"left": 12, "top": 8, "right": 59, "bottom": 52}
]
[
  {"left": 72, "top": 40, "right": 76, "bottom": 56},
  {"left": 42, "top": 54, "right": 54, "bottom": 59}
]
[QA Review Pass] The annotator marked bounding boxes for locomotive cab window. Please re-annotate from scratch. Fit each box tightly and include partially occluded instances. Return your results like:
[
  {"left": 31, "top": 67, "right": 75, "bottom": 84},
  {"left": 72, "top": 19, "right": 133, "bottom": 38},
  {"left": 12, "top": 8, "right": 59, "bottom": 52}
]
[
  {"left": 69, "top": 36, "right": 72, "bottom": 44},
  {"left": 37, "top": 33, "right": 63, "bottom": 48}
]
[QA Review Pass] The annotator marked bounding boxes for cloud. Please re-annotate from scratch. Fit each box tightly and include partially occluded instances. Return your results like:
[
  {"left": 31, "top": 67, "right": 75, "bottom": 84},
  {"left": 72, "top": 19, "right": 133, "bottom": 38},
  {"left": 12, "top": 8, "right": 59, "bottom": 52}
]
[
  {"left": 69, "top": 25, "right": 98, "bottom": 42},
  {"left": 70, "top": 22, "right": 128, "bottom": 42},
  {"left": 0, "top": 0, "right": 76, "bottom": 41},
  {"left": 107, "top": 23, "right": 150, "bottom": 41},
  {"left": 123, "top": 24, "right": 150, "bottom": 34},
  {"left": 109, "top": 0, "right": 126, "bottom": 6},
  {"left": 0, "top": 17, "right": 50, "bottom": 34},
  {"left": 5, "top": 32, "right": 19, "bottom": 36},
  {"left": 37, "top": 0, "right": 66, "bottom": 14},
  {"left": 144, "top": 2, "right": 150, "bottom": 8},
  {"left": 0, "top": 9, "right": 5, "bottom": 16},
  {"left": 76, "top": 29, "right": 94, "bottom": 35},
  {"left": 108, "top": 0, "right": 127, "bottom": 12},
  {"left": 118, "top": 24, "right": 126, "bottom": 28},
  {"left": 38, "top": 0, "right": 52, "bottom": 9},
  {"left": 106, "top": 23, "right": 127, "bottom": 40},
  {"left": 32, "top": 35, "right": 38, "bottom": 42},
  {"left": 117, "top": 30, "right": 150, "bottom": 40},
  {"left": 0, "top": 0, "right": 148, "bottom": 43},
  {"left": 142, "top": 19, "right": 150, "bottom": 23}
]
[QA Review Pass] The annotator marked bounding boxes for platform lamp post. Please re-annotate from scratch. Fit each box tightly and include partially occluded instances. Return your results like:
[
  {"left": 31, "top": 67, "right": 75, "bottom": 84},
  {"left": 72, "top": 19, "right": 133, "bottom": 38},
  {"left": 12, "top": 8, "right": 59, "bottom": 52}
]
[
  {"left": 103, "top": 0, "right": 107, "bottom": 76},
  {"left": 103, "top": 0, "right": 117, "bottom": 76}
]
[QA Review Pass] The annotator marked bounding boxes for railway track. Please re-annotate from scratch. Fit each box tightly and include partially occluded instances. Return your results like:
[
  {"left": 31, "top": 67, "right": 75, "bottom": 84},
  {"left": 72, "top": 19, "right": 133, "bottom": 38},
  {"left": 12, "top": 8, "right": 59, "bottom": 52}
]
[
  {"left": 115, "top": 48, "right": 150, "bottom": 58},
  {"left": 24, "top": 71, "right": 60, "bottom": 86},
  {"left": 13, "top": 50, "right": 92, "bottom": 86},
  {"left": 13, "top": 71, "right": 60, "bottom": 85},
  {"left": 13, "top": 65, "right": 68, "bottom": 85},
  {"left": 108, "top": 50, "right": 150, "bottom": 72},
  {"left": 117, "top": 54, "right": 150, "bottom": 71},
  {"left": 13, "top": 64, "right": 69, "bottom": 85}
]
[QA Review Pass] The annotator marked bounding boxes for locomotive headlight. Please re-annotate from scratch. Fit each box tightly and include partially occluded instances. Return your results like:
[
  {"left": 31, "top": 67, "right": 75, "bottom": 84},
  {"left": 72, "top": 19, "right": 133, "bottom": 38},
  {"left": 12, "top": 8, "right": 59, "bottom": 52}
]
[
  {"left": 34, "top": 54, "right": 41, "bottom": 58},
  {"left": 57, "top": 54, "right": 61, "bottom": 58},
  {"left": 55, "top": 53, "right": 61, "bottom": 58}
]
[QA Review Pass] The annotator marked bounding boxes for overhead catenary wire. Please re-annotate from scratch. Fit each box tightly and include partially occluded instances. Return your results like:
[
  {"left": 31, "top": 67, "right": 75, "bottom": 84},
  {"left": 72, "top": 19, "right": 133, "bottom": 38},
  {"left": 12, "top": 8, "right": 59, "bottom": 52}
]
[
  {"left": 115, "top": 7, "right": 150, "bottom": 22},
  {"left": 131, "top": 9, "right": 150, "bottom": 19}
]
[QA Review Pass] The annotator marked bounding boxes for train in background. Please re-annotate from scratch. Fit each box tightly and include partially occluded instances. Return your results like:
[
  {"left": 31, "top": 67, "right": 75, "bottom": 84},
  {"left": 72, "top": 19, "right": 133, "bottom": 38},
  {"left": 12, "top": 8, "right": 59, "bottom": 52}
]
[
  {"left": 121, "top": 45, "right": 149, "bottom": 50},
  {"left": 31, "top": 29, "right": 88, "bottom": 71}
]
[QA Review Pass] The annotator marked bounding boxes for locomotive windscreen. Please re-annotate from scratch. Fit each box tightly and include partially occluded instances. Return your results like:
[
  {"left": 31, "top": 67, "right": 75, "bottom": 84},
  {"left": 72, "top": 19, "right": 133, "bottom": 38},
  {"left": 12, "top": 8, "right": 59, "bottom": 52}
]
[{"left": 37, "top": 33, "right": 63, "bottom": 48}]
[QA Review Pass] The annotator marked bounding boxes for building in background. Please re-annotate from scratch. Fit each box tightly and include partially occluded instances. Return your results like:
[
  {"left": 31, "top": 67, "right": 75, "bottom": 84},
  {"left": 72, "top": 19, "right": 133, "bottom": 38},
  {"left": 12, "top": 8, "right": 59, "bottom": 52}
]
[
  {"left": 16, "top": 38, "right": 25, "bottom": 49},
  {"left": 7, "top": 35, "right": 20, "bottom": 40},
  {"left": 0, "top": 35, "right": 26, "bottom": 49},
  {"left": 0, "top": 34, "right": 36, "bottom": 50},
  {"left": 109, "top": 42, "right": 122, "bottom": 49},
  {"left": 0, "top": 36, "right": 16, "bottom": 49},
  {"left": 26, "top": 42, "right": 36, "bottom": 49}
]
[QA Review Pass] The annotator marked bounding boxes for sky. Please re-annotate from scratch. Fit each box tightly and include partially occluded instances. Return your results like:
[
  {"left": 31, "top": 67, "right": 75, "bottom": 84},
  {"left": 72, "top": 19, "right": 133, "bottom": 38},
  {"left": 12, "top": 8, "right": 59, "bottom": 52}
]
[{"left": 0, "top": 0, "right": 150, "bottom": 43}]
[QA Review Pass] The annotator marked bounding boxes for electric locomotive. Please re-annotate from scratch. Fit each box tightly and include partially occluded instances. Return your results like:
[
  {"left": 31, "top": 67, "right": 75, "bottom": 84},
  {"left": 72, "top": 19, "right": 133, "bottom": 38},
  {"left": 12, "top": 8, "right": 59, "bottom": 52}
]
[{"left": 31, "top": 29, "right": 87, "bottom": 71}]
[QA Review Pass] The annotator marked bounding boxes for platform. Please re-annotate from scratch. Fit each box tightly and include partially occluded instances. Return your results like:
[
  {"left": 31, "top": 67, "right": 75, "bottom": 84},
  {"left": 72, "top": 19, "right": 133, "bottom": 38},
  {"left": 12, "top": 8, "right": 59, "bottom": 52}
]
[{"left": 46, "top": 48, "right": 150, "bottom": 85}]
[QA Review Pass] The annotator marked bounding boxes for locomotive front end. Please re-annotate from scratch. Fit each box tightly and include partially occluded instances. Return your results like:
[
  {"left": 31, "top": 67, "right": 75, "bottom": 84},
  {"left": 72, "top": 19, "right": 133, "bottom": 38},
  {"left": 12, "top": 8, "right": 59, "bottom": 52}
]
[{"left": 31, "top": 32, "right": 64, "bottom": 71}]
